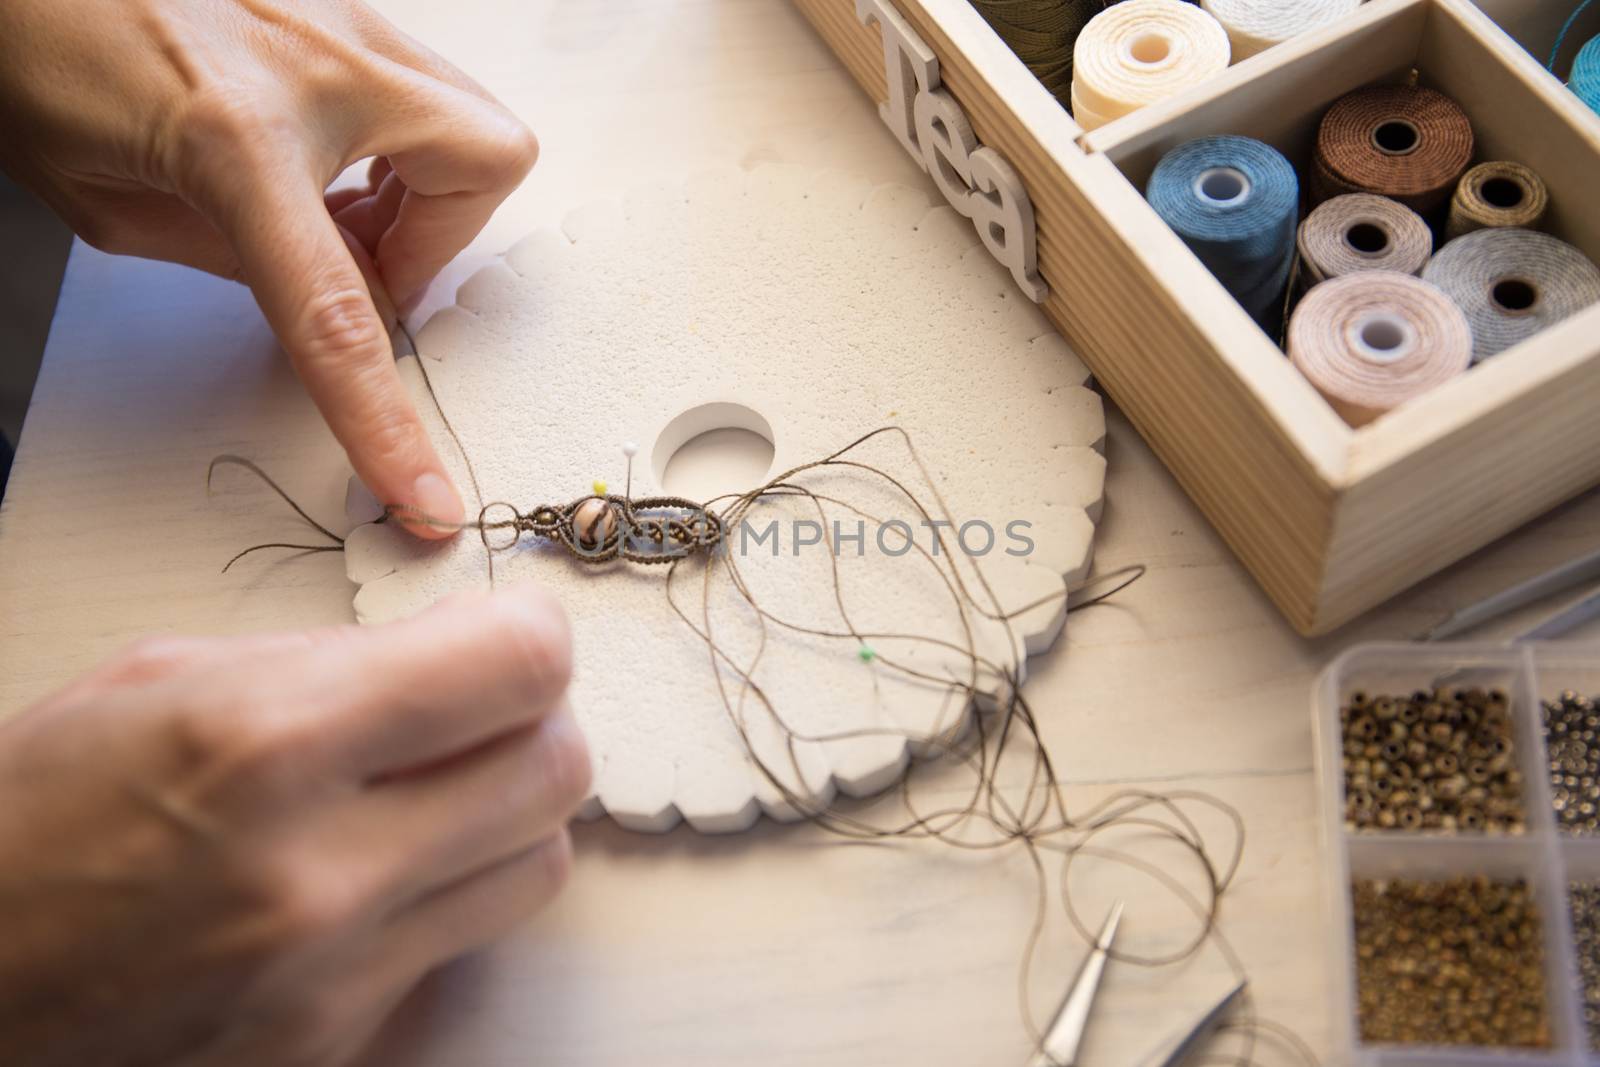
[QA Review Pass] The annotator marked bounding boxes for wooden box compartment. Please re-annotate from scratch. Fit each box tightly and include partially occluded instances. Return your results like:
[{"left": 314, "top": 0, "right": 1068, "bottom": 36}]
[
  {"left": 792, "top": 0, "right": 1600, "bottom": 635},
  {"left": 1472, "top": 0, "right": 1600, "bottom": 77}
]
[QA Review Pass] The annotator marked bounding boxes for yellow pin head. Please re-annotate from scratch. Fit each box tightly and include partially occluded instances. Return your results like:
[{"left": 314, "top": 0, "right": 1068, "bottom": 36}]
[{"left": 592, "top": 480, "right": 608, "bottom": 497}]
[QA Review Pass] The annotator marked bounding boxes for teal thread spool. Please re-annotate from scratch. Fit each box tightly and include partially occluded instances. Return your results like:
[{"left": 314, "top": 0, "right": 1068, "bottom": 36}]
[
  {"left": 1146, "top": 135, "right": 1299, "bottom": 330},
  {"left": 1572, "top": 35, "right": 1600, "bottom": 115}
]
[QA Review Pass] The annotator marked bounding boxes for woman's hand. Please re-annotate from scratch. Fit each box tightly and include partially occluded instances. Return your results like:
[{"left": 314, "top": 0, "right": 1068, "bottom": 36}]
[
  {"left": 0, "top": 585, "right": 589, "bottom": 1067},
  {"left": 0, "top": 0, "right": 539, "bottom": 533}
]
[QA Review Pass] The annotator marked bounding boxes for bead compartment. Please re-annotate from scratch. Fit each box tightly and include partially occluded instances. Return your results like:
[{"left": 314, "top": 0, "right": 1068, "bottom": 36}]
[{"left": 1317, "top": 643, "right": 1600, "bottom": 1065}]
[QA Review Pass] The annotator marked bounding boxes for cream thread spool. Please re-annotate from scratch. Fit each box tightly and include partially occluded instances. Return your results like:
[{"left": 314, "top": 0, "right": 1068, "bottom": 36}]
[
  {"left": 1071, "top": 0, "right": 1231, "bottom": 132},
  {"left": 1297, "top": 193, "right": 1433, "bottom": 287},
  {"left": 1446, "top": 161, "right": 1550, "bottom": 240},
  {"left": 1423, "top": 228, "right": 1600, "bottom": 362},
  {"left": 1289, "top": 271, "right": 1472, "bottom": 427},
  {"left": 1201, "top": 0, "right": 1360, "bottom": 61}
]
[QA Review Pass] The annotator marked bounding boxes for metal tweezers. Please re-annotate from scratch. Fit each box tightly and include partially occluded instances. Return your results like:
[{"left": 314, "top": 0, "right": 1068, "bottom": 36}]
[
  {"left": 1028, "top": 901, "right": 1247, "bottom": 1067},
  {"left": 1422, "top": 544, "right": 1600, "bottom": 642}
]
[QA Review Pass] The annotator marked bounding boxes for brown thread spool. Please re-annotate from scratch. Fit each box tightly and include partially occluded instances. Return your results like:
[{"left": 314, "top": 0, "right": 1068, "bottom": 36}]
[
  {"left": 1288, "top": 271, "right": 1471, "bottom": 427},
  {"left": 1446, "top": 161, "right": 1550, "bottom": 240},
  {"left": 1422, "top": 228, "right": 1600, "bottom": 363},
  {"left": 1297, "top": 193, "right": 1433, "bottom": 286},
  {"left": 1311, "top": 84, "right": 1474, "bottom": 213}
]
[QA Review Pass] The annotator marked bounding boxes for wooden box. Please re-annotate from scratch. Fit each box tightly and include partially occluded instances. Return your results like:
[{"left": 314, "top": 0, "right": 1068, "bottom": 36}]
[{"left": 791, "top": 0, "right": 1600, "bottom": 635}]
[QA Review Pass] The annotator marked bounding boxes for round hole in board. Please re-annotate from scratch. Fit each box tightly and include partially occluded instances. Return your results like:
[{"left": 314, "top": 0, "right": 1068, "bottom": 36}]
[
  {"left": 1344, "top": 222, "right": 1390, "bottom": 256},
  {"left": 1371, "top": 119, "right": 1420, "bottom": 156},
  {"left": 1491, "top": 277, "right": 1539, "bottom": 314},
  {"left": 1128, "top": 32, "right": 1171, "bottom": 64},
  {"left": 1193, "top": 167, "right": 1250, "bottom": 206},
  {"left": 1480, "top": 176, "right": 1526, "bottom": 209},
  {"left": 654, "top": 402, "right": 776, "bottom": 502}
]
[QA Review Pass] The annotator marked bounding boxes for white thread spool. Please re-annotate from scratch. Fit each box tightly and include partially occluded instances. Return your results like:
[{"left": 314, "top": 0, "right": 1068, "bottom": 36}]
[{"left": 1201, "top": 0, "right": 1360, "bottom": 61}]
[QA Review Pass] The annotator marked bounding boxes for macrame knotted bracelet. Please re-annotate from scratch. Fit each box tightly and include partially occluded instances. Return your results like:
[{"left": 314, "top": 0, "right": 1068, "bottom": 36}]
[{"left": 388, "top": 494, "right": 726, "bottom": 565}]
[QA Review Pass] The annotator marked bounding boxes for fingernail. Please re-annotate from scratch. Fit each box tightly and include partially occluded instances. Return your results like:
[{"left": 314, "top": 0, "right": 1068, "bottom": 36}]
[{"left": 410, "top": 471, "right": 465, "bottom": 533}]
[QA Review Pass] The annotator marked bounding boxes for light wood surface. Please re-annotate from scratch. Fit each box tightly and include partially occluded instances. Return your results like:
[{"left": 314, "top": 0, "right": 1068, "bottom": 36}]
[
  {"left": 798, "top": 0, "right": 1600, "bottom": 636},
  {"left": 4, "top": 1, "right": 1600, "bottom": 1063}
]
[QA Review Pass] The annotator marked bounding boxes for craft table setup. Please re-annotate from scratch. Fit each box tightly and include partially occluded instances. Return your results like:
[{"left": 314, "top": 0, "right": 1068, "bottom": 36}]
[{"left": 4, "top": 0, "right": 1600, "bottom": 1065}]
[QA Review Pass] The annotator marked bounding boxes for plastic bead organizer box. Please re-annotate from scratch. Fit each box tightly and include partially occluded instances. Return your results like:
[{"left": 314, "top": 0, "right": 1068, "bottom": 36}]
[{"left": 790, "top": 0, "right": 1600, "bottom": 635}]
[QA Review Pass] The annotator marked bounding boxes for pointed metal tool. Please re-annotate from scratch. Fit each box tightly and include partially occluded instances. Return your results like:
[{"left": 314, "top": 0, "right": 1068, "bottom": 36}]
[
  {"left": 1136, "top": 977, "right": 1248, "bottom": 1066},
  {"left": 1028, "top": 900, "right": 1123, "bottom": 1067}
]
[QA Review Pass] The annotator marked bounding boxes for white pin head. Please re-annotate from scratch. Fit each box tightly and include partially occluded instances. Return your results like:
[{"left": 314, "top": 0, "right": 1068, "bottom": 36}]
[{"left": 621, "top": 441, "right": 639, "bottom": 497}]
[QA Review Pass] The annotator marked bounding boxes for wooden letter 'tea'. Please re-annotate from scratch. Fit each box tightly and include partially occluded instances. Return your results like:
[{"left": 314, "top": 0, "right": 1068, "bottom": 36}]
[{"left": 854, "top": 0, "right": 1048, "bottom": 302}]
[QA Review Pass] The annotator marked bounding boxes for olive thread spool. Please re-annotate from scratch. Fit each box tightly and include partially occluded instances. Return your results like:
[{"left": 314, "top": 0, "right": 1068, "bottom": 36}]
[
  {"left": 970, "top": 0, "right": 1105, "bottom": 104},
  {"left": 1310, "top": 84, "right": 1474, "bottom": 217},
  {"left": 1422, "top": 228, "right": 1600, "bottom": 363},
  {"left": 1297, "top": 193, "right": 1432, "bottom": 288},
  {"left": 1446, "top": 161, "right": 1549, "bottom": 240},
  {"left": 1147, "top": 135, "right": 1298, "bottom": 330}
]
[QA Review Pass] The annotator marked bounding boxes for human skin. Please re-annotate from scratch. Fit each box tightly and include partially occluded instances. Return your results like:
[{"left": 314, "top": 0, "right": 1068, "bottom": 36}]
[
  {"left": 0, "top": 0, "right": 541, "bottom": 531},
  {"left": 0, "top": 587, "right": 591, "bottom": 1067},
  {"left": 0, "top": 4, "right": 584, "bottom": 1065}
]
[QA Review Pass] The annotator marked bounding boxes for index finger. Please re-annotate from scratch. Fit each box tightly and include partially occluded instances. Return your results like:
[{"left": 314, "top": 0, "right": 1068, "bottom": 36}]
[{"left": 200, "top": 152, "right": 465, "bottom": 538}]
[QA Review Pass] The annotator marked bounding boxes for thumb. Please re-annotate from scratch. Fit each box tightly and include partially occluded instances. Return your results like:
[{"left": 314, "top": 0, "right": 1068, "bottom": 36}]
[{"left": 212, "top": 165, "right": 465, "bottom": 539}]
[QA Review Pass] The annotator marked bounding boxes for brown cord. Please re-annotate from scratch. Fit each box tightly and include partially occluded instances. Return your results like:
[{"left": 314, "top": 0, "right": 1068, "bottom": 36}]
[{"left": 212, "top": 328, "right": 1318, "bottom": 1066}]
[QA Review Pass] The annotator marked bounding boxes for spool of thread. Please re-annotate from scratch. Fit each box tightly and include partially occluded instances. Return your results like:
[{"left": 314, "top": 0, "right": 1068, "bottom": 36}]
[
  {"left": 1200, "top": 0, "right": 1360, "bottom": 61},
  {"left": 1288, "top": 271, "right": 1472, "bottom": 427},
  {"left": 1572, "top": 35, "right": 1600, "bottom": 115},
  {"left": 1071, "top": 0, "right": 1231, "bottom": 132},
  {"left": 1422, "top": 228, "right": 1600, "bottom": 362},
  {"left": 1298, "top": 194, "right": 1433, "bottom": 286},
  {"left": 1310, "top": 84, "right": 1474, "bottom": 214},
  {"left": 1147, "top": 135, "right": 1299, "bottom": 327},
  {"left": 1446, "top": 162, "right": 1549, "bottom": 240},
  {"left": 970, "top": 0, "right": 1104, "bottom": 104}
]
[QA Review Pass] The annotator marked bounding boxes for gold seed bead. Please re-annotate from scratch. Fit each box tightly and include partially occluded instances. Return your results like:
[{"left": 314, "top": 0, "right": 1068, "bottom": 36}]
[{"left": 1352, "top": 877, "right": 1550, "bottom": 1047}]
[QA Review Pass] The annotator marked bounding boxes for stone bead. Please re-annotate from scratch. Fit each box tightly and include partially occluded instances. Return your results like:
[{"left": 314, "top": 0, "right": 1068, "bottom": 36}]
[{"left": 573, "top": 498, "right": 617, "bottom": 549}]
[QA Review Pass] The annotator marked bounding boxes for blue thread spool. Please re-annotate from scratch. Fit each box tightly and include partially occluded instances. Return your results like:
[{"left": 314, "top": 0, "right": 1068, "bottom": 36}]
[
  {"left": 1572, "top": 35, "right": 1600, "bottom": 115},
  {"left": 1147, "top": 135, "right": 1300, "bottom": 330}
]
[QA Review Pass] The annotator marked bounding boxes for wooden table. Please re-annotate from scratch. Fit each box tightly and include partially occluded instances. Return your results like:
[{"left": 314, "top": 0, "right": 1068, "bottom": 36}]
[{"left": 3, "top": 1, "right": 1598, "bottom": 1062}]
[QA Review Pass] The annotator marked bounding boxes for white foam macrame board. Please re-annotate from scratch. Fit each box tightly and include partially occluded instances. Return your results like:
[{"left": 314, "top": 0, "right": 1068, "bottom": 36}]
[{"left": 346, "top": 164, "right": 1106, "bottom": 834}]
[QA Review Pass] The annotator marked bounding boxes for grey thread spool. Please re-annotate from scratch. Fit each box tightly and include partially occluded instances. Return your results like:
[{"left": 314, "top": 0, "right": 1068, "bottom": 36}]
[
  {"left": 1446, "top": 161, "right": 1550, "bottom": 240},
  {"left": 1423, "top": 228, "right": 1600, "bottom": 362},
  {"left": 1298, "top": 193, "right": 1433, "bottom": 287}
]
